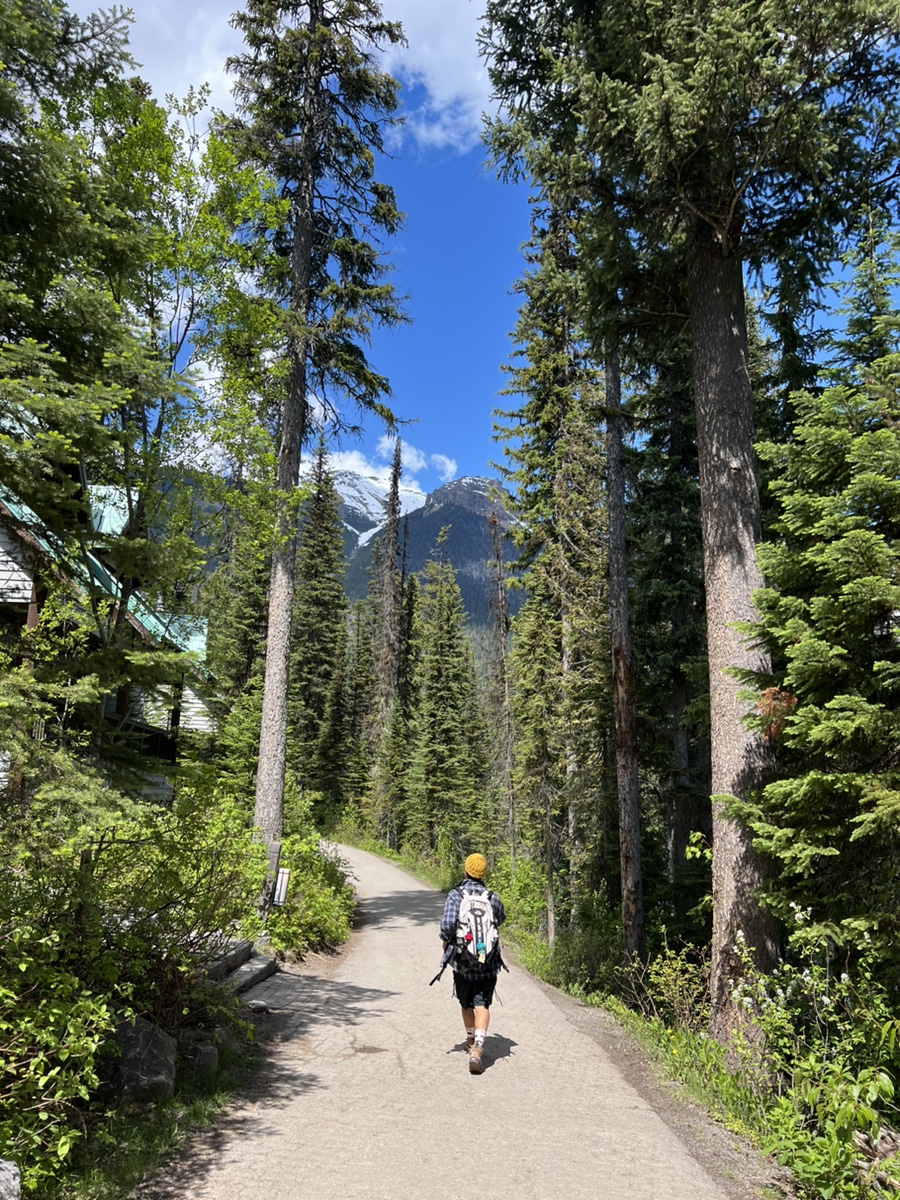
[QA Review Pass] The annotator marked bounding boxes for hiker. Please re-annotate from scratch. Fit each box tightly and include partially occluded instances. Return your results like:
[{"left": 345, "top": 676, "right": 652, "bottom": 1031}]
[{"left": 439, "top": 853, "right": 506, "bottom": 1075}]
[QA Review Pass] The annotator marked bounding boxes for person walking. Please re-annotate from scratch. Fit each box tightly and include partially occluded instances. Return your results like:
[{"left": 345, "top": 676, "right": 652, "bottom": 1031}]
[{"left": 439, "top": 853, "right": 506, "bottom": 1075}]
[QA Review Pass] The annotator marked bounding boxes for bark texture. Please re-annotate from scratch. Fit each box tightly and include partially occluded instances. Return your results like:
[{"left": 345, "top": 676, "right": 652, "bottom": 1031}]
[
  {"left": 253, "top": 2, "right": 321, "bottom": 844},
  {"left": 688, "top": 238, "right": 778, "bottom": 1040},
  {"left": 605, "top": 356, "right": 645, "bottom": 960}
]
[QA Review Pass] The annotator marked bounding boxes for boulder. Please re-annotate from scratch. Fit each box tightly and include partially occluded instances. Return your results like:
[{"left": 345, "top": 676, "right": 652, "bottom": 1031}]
[
  {"left": 0, "top": 1158, "right": 20, "bottom": 1200},
  {"left": 113, "top": 1016, "right": 176, "bottom": 1103}
]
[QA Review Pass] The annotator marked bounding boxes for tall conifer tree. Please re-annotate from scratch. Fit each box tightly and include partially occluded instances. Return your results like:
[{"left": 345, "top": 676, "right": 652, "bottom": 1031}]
[
  {"left": 405, "top": 534, "right": 484, "bottom": 859},
  {"left": 221, "top": 0, "right": 406, "bottom": 844},
  {"left": 288, "top": 437, "right": 347, "bottom": 793},
  {"left": 483, "top": 0, "right": 900, "bottom": 1035}
]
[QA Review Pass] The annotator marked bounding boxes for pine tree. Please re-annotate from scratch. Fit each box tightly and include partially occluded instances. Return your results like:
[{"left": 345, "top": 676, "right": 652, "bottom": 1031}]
[
  {"left": 494, "top": 194, "right": 611, "bottom": 944},
  {"left": 483, "top": 0, "right": 900, "bottom": 1035},
  {"left": 508, "top": 582, "right": 566, "bottom": 943},
  {"left": 312, "top": 617, "right": 350, "bottom": 811},
  {"left": 369, "top": 563, "right": 418, "bottom": 847},
  {"left": 486, "top": 510, "right": 517, "bottom": 864},
  {"left": 371, "top": 438, "right": 404, "bottom": 729},
  {"left": 404, "top": 534, "right": 484, "bottom": 861},
  {"left": 288, "top": 438, "right": 347, "bottom": 794},
  {"left": 626, "top": 340, "right": 710, "bottom": 923},
  {"left": 205, "top": 507, "right": 271, "bottom": 705},
  {"left": 221, "top": 0, "right": 406, "bottom": 844},
  {"left": 741, "top": 349, "right": 900, "bottom": 970},
  {"left": 341, "top": 596, "right": 378, "bottom": 804},
  {"left": 606, "top": 355, "right": 644, "bottom": 959}
]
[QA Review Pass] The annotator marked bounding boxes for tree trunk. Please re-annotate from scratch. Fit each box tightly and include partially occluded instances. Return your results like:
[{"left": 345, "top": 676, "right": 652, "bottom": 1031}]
[
  {"left": 488, "top": 511, "right": 516, "bottom": 869},
  {"left": 688, "top": 236, "right": 779, "bottom": 1041},
  {"left": 253, "top": 3, "right": 321, "bottom": 845},
  {"left": 606, "top": 356, "right": 645, "bottom": 961}
]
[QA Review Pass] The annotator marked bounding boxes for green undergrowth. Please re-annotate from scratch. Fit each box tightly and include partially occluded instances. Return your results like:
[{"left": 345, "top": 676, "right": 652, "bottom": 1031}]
[
  {"left": 590, "top": 991, "right": 768, "bottom": 1138},
  {"left": 265, "top": 835, "right": 355, "bottom": 957},
  {"left": 587, "top": 943, "right": 900, "bottom": 1200},
  {"left": 50, "top": 1032, "right": 262, "bottom": 1200}
]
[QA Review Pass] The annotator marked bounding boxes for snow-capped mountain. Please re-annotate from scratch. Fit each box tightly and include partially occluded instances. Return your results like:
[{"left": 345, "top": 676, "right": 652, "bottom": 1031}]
[
  {"left": 334, "top": 473, "right": 519, "bottom": 625},
  {"left": 331, "top": 469, "right": 426, "bottom": 548}
]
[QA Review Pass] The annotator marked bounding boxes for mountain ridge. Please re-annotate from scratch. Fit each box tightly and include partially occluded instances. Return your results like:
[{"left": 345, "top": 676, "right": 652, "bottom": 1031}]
[{"left": 333, "top": 472, "right": 518, "bottom": 625}]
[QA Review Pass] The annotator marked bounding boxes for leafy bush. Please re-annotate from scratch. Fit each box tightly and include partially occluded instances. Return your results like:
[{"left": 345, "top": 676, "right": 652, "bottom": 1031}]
[
  {"left": 621, "top": 941, "right": 711, "bottom": 1033},
  {"left": 619, "top": 930, "right": 900, "bottom": 1198},
  {"left": 265, "top": 838, "right": 354, "bottom": 956},
  {"left": 767, "top": 1060, "right": 894, "bottom": 1199},
  {"left": 0, "top": 926, "right": 115, "bottom": 1191},
  {"left": 8, "top": 789, "right": 266, "bottom": 1026},
  {"left": 0, "top": 787, "right": 267, "bottom": 1191}
]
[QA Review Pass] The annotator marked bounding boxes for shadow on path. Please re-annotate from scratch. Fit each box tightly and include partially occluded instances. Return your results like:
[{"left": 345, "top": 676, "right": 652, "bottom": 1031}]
[
  {"left": 446, "top": 1035, "right": 519, "bottom": 1073},
  {"left": 131, "top": 1058, "right": 323, "bottom": 1199},
  {"left": 354, "top": 886, "right": 445, "bottom": 931},
  {"left": 253, "top": 973, "right": 398, "bottom": 1042}
]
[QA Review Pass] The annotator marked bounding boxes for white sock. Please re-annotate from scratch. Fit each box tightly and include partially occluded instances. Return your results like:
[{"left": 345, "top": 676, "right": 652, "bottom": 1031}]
[{"left": 474, "top": 1030, "right": 486, "bottom": 1048}]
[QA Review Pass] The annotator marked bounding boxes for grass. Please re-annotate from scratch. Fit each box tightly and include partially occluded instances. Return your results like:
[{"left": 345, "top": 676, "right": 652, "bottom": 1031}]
[
  {"left": 47, "top": 1030, "right": 262, "bottom": 1200},
  {"left": 585, "top": 992, "right": 768, "bottom": 1140}
]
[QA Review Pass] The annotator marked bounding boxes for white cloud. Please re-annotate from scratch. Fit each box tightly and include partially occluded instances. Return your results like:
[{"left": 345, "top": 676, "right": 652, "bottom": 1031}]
[
  {"left": 376, "top": 434, "right": 429, "bottom": 474},
  {"left": 79, "top": 1, "right": 245, "bottom": 112},
  {"left": 329, "top": 448, "right": 396, "bottom": 485},
  {"left": 382, "top": 0, "right": 490, "bottom": 150},
  {"left": 332, "top": 439, "right": 456, "bottom": 490},
  {"left": 430, "top": 453, "right": 457, "bottom": 482},
  {"left": 69, "top": 0, "right": 490, "bottom": 152}
]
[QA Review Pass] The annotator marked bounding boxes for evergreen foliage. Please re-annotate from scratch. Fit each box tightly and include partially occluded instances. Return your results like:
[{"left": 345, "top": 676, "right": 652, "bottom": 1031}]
[
  {"left": 403, "top": 534, "right": 488, "bottom": 860},
  {"left": 625, "top": 342, "right": 710, "bottom": 931},
  {"left": 494, "top": 194, "right": 611, "bottom": 947},
  {"left": 741, "top": 361, "right": 900, "bottom": 967},
  {"left": 288, "top": 438, "right": 348, "bottom": 796},
  {"left": 220, "top": 0, "right": 407, "bottom": 842}
]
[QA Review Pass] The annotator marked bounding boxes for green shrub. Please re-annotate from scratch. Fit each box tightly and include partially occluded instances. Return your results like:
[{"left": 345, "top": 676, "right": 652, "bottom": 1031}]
[
  {"left": 488, "top": 853, "right": 547, "bottom": 939},
  {"left": 767, "top": 1060, "right": 894, "bottom": 1199},
  {"left": 0, "top": 926, "right": 115, "bottom": 1192},
  {"left": 265, "top": 838, "right": 354, "bottom": 956},
  {"left": 0, "top": 787, "right": 267, "bottom": 1191}
]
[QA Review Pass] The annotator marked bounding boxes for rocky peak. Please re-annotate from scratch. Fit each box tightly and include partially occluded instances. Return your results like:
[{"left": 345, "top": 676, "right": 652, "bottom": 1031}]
[{"left": 423, "top": 477, "right": 511, "bottom": 525}]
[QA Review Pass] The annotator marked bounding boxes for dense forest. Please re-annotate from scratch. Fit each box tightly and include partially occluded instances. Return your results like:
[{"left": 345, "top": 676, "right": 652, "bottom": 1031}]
[{"left": 3, "top": 0, "right": 900, "bottom": 1196}]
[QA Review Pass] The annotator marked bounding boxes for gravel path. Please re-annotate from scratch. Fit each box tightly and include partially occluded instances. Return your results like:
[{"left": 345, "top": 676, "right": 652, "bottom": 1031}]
[{"left": 134, "top": 845, "right": 784, "bottom": 1200}]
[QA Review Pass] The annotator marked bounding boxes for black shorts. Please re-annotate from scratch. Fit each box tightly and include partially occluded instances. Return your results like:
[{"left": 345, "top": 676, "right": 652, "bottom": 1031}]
[{"left": 453, "top": 973, "right": 497, "bottom": 1009}]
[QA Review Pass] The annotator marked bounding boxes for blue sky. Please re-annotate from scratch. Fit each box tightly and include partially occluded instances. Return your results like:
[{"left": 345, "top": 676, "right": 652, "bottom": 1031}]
[{"left": 69, "top": 0, "right": 532, "bottom": 495}]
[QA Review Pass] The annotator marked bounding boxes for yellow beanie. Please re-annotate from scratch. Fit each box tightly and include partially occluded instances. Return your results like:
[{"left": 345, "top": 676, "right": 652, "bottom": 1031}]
[{"left": 464, "top": 853, "right": 487, "bottom": 880}]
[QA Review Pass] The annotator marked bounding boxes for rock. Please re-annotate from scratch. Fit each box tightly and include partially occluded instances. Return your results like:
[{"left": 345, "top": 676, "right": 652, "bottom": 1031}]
[
  {"left": 179, "top": 1029, "right": 219, "bottom": 1083},
  {"left": 113, "top": 1016, "right": 176, "bottom": 1103},
  {"left": 0, "top": 1158, "right": 20, "bottom": 1200},
  {"left": 182, "top": 1041, "right": 219, "bottom": 1083}
]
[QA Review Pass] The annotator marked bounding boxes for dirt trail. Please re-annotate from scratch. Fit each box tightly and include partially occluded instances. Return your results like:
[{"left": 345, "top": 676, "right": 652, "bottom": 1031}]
[{"left": 134, "top": 845, "right": 780, "bottom": 1200}]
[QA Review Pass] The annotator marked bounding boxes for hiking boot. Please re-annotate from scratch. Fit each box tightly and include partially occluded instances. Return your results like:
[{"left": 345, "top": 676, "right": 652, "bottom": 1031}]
[
  {"left": 466, "top": 1033, "right": 475, "bottom": 1050},
  {"left": 468, "top": 1045, "right": 484, "bottom": 1075}
]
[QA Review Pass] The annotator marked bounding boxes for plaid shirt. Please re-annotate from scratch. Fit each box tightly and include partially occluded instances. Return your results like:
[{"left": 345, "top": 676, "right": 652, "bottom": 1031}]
[{"left": 440, "top": 878, "right": 506, "bottom": 981}]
